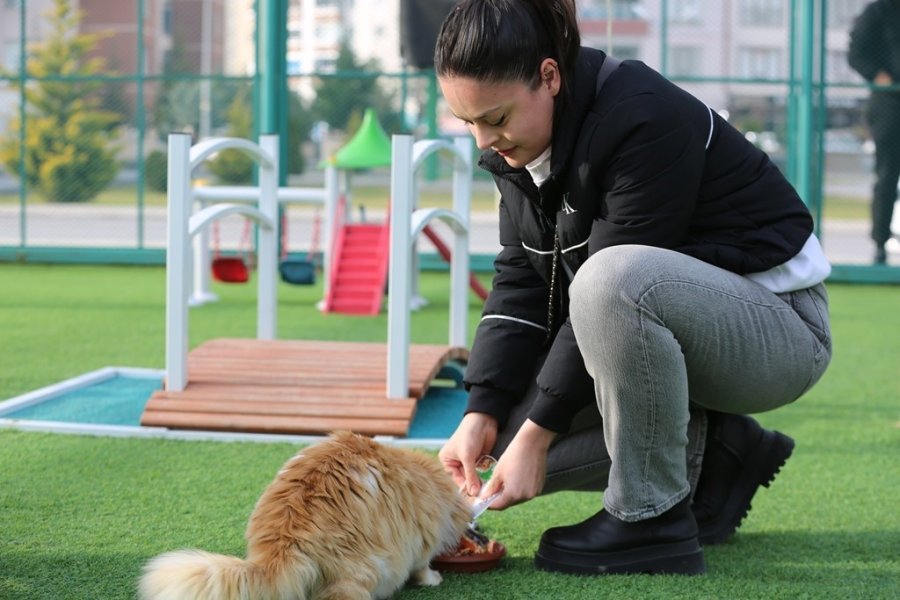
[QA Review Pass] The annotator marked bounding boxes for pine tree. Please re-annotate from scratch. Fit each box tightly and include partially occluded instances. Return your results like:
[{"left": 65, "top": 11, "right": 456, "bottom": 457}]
[{"left": 0, "top": 0, "right": 121, "bottom": 203}]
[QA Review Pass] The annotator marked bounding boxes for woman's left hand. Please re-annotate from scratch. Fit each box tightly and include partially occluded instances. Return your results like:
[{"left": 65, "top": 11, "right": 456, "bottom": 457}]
[{"left": 480, "top": 419, "right": 556, "bottom": 510}]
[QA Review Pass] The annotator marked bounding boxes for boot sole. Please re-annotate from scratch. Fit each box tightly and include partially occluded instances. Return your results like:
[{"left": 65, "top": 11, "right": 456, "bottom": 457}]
[
  {"left": 534, "top": 538, "right": 706, "bottom": 575},
  {"left": 698, "top": 429, "right": 795, "bottom": 545}
]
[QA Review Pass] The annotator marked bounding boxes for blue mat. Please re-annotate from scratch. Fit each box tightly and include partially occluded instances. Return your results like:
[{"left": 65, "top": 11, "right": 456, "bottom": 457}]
[
  {"left": 3, "top": 374, "right": 468, "bottom": 440},
  {"left": 407, "top": 386, "right": 468, "bottom": 439},
  {"left": 4, "top": 377, "right": 163, "bottom": 426}
]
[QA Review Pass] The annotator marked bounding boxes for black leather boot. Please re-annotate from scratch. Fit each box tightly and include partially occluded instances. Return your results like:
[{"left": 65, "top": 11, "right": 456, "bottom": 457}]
[
  {"left": 534, "top": 496, "right": 706, "bottom": 575},
  {"left": 692, "top": 411, "right": 795, "bottom": 545}
]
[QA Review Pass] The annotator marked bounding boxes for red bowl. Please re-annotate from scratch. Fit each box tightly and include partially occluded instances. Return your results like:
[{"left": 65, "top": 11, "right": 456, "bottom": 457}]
[{"left": 431, "top": 541, "right": 507, "bottom": 573}]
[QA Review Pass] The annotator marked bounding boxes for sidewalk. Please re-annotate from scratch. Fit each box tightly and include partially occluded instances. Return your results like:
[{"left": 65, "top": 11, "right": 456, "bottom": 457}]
[{"left": 0, "top": 203, "right": 895, "bottom": 267}]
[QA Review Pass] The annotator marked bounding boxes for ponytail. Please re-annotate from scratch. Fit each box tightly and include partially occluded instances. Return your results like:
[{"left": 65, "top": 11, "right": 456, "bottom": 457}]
[
  {"left": 435, "top": 0, "right": 581, "bottom": 96},
  {"left": 526, "top": 0, "right": 580, "bottom": 79}
]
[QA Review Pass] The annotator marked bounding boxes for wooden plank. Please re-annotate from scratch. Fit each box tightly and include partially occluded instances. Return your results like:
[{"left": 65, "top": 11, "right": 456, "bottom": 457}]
[
  {"left": 144, "top": 339, "right": 469, "bottom": 437},
  {"left": 140, "top": 410, "right": 409, "bottom": 437},
  {"left": 144, "top": 398, "right": 415, "bottom": 419},
  {"left": 149, "top": 383, "right": 418, "bottom": 404},
  {"left": 186, "top": 355, "right": 453, "bottom": 371},
  {"left": 183, "top": 371, "right": 420, "bottom": 391},
  {"left": 191, "top": 339, "right": 467, "bottom": 362}
]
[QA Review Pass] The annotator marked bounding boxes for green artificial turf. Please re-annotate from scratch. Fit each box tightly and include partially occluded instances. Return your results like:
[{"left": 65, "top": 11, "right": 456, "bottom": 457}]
[
  {"left": 1, "top": 264, "right": 899, "bottom": 599},
  {"left": 0, "top": 264, "right": 489, "bottom": 400}
]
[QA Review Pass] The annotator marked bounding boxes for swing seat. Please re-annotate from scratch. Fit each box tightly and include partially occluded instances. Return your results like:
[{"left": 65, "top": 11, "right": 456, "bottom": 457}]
[
  {"left": 212, "top": 257, "right": 250, "bottom": 283},
  {"left": 279, "top": 259, "right": 316, "bottom": 285}
]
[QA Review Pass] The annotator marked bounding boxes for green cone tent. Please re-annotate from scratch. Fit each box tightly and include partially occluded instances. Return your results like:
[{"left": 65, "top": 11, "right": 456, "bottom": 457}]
[{"left": 326, "top": 108, "right": 392, "bottom": 170}]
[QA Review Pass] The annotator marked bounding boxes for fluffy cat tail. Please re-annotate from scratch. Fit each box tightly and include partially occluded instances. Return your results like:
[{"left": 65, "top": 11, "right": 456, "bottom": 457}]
[{"left": 138, "top": 549, "right": 315, "bottom": 600}]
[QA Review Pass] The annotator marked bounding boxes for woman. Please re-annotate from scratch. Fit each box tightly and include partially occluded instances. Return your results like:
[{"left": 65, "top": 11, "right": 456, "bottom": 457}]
[{"left": 435, "top": 0, "right": 832, "bottom": 576}]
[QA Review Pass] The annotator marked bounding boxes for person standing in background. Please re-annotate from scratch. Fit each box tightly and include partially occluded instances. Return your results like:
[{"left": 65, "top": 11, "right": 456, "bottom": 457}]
[{"left": 848, "top": 0, "right": 900, "bottom": 265}]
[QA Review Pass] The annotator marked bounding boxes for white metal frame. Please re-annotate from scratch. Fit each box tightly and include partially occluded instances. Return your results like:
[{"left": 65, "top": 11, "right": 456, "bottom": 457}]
[
  {"left": 387, "top": 135, "right": 473, "bottom": 399},
  {"left": 189, "top": 164, "right": 339, "bottom": 306},
  {"left": 165, "top": 133, "right": 280, "bottom": 391}
]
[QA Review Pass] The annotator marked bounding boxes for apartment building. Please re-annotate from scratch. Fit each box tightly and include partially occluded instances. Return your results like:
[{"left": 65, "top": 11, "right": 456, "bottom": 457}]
[
  {"left": 224, "top": 0, "right": 255, "bottom": 75},
  {"left": 577, "top": 0, "right": 875, "bottom": 150},
  {"left": 284, "top": 0, "right": 872, "bottom": 135},
  {"left": 0, "top": 0, "right": 878, "bottom": 135}
]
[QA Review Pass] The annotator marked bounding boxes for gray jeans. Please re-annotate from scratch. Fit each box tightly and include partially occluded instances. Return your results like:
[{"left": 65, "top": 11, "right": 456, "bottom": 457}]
[{"left": 491, "top": 245, "right": 832, "bottom": 522}]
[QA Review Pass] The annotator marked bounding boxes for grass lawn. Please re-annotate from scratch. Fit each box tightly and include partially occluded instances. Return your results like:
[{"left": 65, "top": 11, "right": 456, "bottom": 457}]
[{"left": 1, "top": 264, "right": 899, "bottom": 599}]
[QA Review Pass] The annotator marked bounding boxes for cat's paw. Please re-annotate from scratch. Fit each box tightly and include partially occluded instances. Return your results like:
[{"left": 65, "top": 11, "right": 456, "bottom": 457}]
[{"left": 411, "top": 567, "right": 443, "bottom": 587}]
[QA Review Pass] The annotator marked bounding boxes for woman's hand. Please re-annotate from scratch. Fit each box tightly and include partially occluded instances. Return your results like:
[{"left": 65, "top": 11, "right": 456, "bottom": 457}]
[
  {"left": 439, "top": 412, "right": 499, "bottom": 496},
  {"left": 874, "top": 71, "right": 894, "bottom": 86},
  {"left": 480, "top": 419, "right": 556, "bottom": 510}
]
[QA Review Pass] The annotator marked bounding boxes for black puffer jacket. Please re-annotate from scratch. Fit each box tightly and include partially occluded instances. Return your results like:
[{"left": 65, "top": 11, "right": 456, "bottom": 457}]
[
  {"left": 848, "top": 0, "right": 900, "bottom": 84},
  {"left": 463, "top": 47, "right": 814, "bottom": 434}
]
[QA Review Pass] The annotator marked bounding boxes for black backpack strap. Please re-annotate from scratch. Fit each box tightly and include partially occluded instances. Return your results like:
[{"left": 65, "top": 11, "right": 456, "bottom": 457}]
[{"left": 595, "top": 55, "right": 622, "bottom": 97}]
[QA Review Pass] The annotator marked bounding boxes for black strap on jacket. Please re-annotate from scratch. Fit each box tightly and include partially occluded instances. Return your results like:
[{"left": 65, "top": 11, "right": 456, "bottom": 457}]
[
  {"left": 544, "top": 56, "right": 623, "bottom": 347},
  {"left": 595, "top": 55, "right": 622, "bottom": 98}
]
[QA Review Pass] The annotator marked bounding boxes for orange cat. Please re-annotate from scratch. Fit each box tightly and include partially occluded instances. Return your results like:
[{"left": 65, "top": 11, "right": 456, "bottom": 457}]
[{"left": 138, "top": 431, "right": 472, "bottom": 600}]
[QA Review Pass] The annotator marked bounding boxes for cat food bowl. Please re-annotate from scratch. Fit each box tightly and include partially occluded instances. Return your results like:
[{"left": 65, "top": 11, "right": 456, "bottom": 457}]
[
  {"left": 431, "top": 540, "right": 506, "bottom": 573},
  {"left": 431, "top": 527, "right": 507, "bottom": 573}
]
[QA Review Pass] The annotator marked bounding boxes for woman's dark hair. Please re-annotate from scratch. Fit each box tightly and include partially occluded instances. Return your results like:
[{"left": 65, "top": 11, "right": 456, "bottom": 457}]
[{"left": 434, "top": 0, "right": 580, "bottom": 93}]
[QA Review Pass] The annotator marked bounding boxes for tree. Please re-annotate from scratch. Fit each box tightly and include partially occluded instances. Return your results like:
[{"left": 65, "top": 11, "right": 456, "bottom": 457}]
[
  {"left": 310, "top": 42, "right": 404, "bottom": 134},
  {"left": 207, "top": 85, "right": 255, "bottom": 184},
  {"left": 151, "top": 38, "right": 195, "bottom": 141},
  {"left": 287, "top": 91, "right": 314, "bottom": 175},
  {"left": 0, "top": 0, "right": 121, "bottom": 203}
]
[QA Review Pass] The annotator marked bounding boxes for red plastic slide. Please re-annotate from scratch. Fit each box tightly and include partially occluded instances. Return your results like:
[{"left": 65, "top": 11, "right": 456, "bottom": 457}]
[{"left": 422, "top": 224, "right": 489, "bottom": 301}]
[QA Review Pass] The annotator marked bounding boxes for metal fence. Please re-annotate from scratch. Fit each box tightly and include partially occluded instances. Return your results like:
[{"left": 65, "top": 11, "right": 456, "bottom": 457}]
[{"left": 0, "top": 0, "right": 897, "bottom": 281}]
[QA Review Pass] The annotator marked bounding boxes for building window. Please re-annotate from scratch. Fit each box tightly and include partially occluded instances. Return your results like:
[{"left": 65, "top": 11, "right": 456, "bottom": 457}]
[
  {"left": 315, "top": 23, "right": 341, "bottom": 44},
  {"left": 737, "top": 47, "right": 783, "bottom": 79},
  {"left": 828, "top": 50, "right": 860, "bottom": 84},
  {"left": 828, "top": 0, "right": 870, "bottom": 28},
  {"left": 738, "top": 0, "right": 784, "bottom": 27},
  {"left": 3, "top": 41, "right": 19, "bottom": 71},
  {"left": 314, "top": 57, "right": 336, "bottom": 72},
  {"left": 610, "top": 46, "right": 639, "bottom": 61},
  {"left": 668, "top": 0, "right": 703, "bottom": 25},
  {"left": 579, "top": 0, "right": 642, "bottom": 20},
  {"left": 670, "top": 46, "right": 702, "bottom": 77}
]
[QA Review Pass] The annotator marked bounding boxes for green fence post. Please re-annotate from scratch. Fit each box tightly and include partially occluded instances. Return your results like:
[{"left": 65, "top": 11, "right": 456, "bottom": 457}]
[
  {"left": 425, "top": 69, "right": 439, "bottom": 181},
  {"left": 812, "top": 0, "right": 828, "bottom": 235},
  {"left": 136, "top": 0, "right": 147, "bottom": 248},
  {"left": 659, "top": 0, "right": 669, "bottom": 76},
  {"left": 793, "top": 0, "right": 815, "bottom": 207},
  {"left": 17, "top": 0, "right": 26, "bottom": 247},
  {"left": 786, "top": 0, "right": 798, "bottom": 184},
  {"left": 257, "top": 0, "right": 288, "bottom": 185}
]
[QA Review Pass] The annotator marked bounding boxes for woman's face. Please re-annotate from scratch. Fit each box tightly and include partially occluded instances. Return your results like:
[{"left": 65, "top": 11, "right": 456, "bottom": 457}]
[{"left": 439, "top": 59, "right": 560, "bottom": 169}]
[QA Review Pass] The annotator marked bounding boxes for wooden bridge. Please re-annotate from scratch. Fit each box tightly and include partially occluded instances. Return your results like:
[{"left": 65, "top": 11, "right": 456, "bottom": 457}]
[{"left": 140, "top": 338, "right": 468, "bottom": 437}]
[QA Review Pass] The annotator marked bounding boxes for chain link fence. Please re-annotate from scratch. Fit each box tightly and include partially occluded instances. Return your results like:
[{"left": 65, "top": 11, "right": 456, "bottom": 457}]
[{"left": 0, "top": 0, "right": 896, "bottom": 276}]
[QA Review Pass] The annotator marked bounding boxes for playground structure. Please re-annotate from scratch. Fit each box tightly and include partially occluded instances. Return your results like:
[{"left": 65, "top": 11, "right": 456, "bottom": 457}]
[
  {"left": 320, "top": 108, "right": 394, "bottom": 315},
  {"left": 141, "top": 132, "right": 476, "bottom": 436},
  {"left": 319, "top": 108, "right": 486, "bottom": 315},
  {"left": 188, "top": 108, "right": 484, "bottom": 315},
  {"left": 187, "top": 108, "right": 395, "bottom": 311},
  {"left": 190, "top": 172, "right": 338, "bottom": 306}
]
